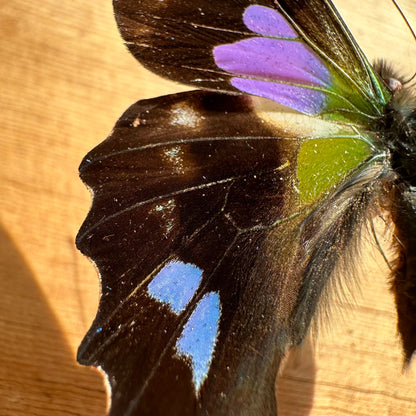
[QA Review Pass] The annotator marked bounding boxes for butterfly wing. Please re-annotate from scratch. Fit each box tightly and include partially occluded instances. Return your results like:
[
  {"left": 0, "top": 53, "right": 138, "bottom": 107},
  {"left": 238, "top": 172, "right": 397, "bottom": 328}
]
[
  {"left": 77, "top": 92, "right": 300, "bottom": 415},
  {"left": 76, "top": 90, "right": 383, "bottom": 415},
  {"left": 114, "top": 0, "right": 390, "bottom": 122},
  {"left": 76, "top": 0, "right": 407, "bottom": 415}
]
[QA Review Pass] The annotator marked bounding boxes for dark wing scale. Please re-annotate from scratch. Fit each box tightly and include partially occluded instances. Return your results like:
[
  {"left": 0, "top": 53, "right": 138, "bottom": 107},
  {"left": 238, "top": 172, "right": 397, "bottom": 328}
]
[
  {"left": 77, "top": 91, "right": 304, "bottom": 415},
  {"left": 113, "top": 0, "right": 259, "bottom": 92}
]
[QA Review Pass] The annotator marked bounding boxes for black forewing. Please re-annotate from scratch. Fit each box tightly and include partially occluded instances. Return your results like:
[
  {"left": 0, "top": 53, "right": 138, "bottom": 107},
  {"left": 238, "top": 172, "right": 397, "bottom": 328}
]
[
  {"left": 113, "top": 0, "right": 388, "bottom": 115},
  {"left": 114, "top": 0, "right": 263, "bottom": 92}
]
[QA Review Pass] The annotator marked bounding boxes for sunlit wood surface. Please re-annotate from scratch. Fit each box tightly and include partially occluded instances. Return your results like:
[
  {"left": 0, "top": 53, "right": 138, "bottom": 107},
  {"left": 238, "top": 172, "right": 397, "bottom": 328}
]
[{"left": 1, "top": 1, "right": 416, "bottom": 415}]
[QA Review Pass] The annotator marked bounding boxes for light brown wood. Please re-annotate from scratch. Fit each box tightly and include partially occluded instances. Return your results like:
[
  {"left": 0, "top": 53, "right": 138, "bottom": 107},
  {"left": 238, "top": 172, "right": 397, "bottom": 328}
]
[{"left": 1, "top": 1, "right": 415, "bottom": 415}]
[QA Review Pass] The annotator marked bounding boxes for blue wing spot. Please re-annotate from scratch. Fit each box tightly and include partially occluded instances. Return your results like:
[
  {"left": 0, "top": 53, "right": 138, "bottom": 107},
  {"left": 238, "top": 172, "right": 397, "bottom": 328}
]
[
  {"left": 147, "top": 260, "right": 203, "bottom": 314},
  {"left": 176, "top": 292, "right": 221, "bottom": 393}
]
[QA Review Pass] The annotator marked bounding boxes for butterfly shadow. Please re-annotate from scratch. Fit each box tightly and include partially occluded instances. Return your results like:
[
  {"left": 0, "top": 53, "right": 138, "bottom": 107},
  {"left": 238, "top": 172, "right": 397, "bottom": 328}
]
[
  {"left": 276, "top": 336, "right": 316, "bottom": 416},
  {"left": 0, "top": 222, "right": 106, "bottom": 415}
]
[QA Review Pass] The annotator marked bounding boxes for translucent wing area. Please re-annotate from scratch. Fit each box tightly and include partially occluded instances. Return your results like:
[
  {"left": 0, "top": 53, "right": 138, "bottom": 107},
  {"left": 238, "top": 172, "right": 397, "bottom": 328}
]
[{"left": 114, "top": 0, "right": 390, "bottom": 123}]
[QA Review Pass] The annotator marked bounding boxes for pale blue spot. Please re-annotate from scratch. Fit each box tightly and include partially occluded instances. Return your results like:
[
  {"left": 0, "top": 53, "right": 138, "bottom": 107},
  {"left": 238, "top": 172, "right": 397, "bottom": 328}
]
[
  {"left": 176, "top": 292, "right": 221, "bottom": 393},
  {"left": 147, "top": 260, "right": 203, "bottom": 314}
]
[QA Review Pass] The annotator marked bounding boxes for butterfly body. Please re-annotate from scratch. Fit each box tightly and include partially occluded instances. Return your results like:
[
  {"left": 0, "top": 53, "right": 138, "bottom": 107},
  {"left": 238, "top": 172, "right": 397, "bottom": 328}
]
[
  {"left": 76, "top": 1, "right": 416, "bottom": 414},
  {"left": 370, "top": 62, "right": 416, "bottom": 359}
]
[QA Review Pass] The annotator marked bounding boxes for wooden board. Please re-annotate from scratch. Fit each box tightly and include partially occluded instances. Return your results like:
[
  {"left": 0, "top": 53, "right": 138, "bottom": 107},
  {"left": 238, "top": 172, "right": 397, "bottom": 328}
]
[{"left": 1, "top": 1, "right": 415, "bottom": 415}]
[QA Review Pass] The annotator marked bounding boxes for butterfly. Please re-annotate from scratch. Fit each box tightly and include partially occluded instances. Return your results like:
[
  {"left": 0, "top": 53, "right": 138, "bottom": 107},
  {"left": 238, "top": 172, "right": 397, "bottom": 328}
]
[{"left": 76, "top": 0, "right": 416, "bottom": 415}]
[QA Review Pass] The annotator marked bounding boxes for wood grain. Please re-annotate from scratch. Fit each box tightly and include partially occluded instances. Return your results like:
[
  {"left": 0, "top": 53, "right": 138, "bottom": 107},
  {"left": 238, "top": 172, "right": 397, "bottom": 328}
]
[{"left": 1, "top": 1, "right": 415, "bottom": 415}]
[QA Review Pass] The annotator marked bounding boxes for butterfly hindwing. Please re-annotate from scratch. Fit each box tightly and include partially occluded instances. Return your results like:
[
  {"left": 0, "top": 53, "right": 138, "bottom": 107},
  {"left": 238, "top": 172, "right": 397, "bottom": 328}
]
[
  {"left": 77, "top": 88, "right": 386, "bottom": 414},
  {"left": 77, "top": 91, "right": 302, "bottom": 415},
  {"left": 77, "top": 90, "right": 390, "bottom": 415}
]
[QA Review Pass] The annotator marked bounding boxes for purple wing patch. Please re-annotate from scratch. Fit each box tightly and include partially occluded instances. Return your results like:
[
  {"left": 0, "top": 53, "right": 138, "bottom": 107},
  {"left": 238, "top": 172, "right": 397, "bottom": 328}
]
[
  {"left": 231, "top": 78, "right": 328, "bottom": 115},
  {"left": 243, "top": 5, "right": 297, "bottom": 37},
  {"left": 214, "top": 38, "right": 330, "bottom": 87},
  {"left": 213, "top": 5, "right": 332, "bottom": 115}
]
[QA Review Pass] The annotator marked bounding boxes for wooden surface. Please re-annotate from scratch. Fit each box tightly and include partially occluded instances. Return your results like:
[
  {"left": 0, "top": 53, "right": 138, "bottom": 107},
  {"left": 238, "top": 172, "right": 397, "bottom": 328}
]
[{"left": 1, "top": 1, "right": 416, "bottom": 415}]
